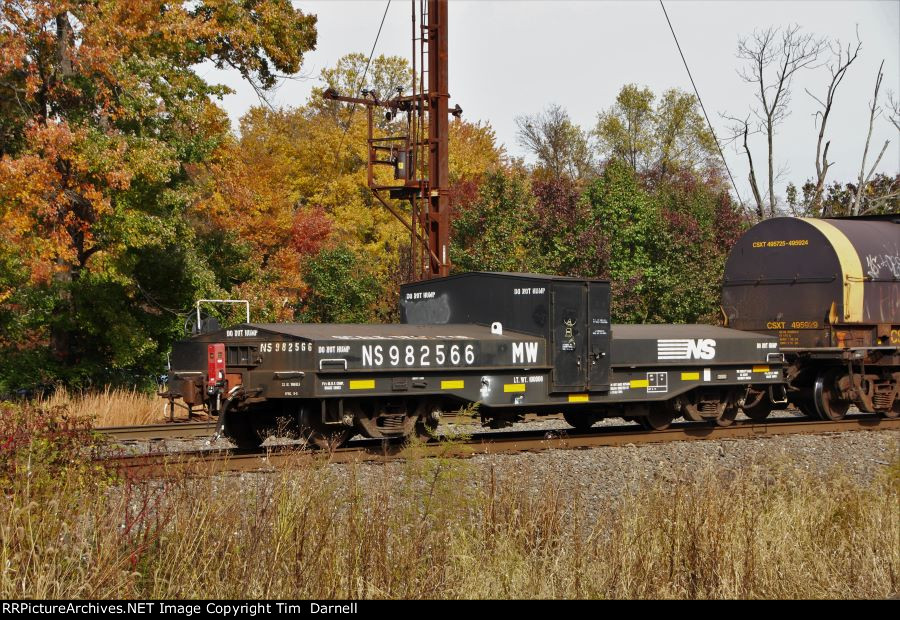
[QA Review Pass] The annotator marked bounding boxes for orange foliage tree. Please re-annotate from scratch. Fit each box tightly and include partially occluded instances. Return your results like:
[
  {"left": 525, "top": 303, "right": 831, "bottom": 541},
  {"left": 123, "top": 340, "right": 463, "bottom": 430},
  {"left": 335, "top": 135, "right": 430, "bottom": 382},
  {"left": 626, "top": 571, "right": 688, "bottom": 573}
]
[
  {"left": 0, "top": 0, "right": 316, "bottom": 389},
  {"left": 194, "top": 54, "right": 511, "bottom": 324}
]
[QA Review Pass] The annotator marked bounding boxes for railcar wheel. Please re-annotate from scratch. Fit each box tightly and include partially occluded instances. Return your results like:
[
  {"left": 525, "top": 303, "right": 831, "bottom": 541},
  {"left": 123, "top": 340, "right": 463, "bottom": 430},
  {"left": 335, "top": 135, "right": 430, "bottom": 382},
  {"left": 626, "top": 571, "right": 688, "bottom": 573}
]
[
  {"left": 414, "top": 402, "right": 442, "bottom": 440},
  {"left": 300, "top": 409, "right": 353, "bottom": 450},
  {"left": 414, "top": 419, "right": 438, "bottom": 440},
  {"left": 681, "top": 409, "right": 705, "bottom": 422},
  {"left": 563, "top": 411, "right": 598, "bottom": 430},
  {"left": 680, "top": 397, "right": 704, "bottom": 422},
  {"left": 879, "top": 394, "right": 899, "bottom": 419},
  {"left": 637, "top": 404, "right": 673, "bottom": 431},
  {"left": 794, "top": 397, "right": 819, "bottom": 419},
  {"left": 813, "top": 369, "right": 850, "bottom": 422},
  {"left": 741, "top": 389, "right": 772, "bottom": 422},
  {"left": 223, "top": 411, "right": 265, "bottom": 449},
  {"left": 710, "top": 406, "right": 738, "bottom": 427}
]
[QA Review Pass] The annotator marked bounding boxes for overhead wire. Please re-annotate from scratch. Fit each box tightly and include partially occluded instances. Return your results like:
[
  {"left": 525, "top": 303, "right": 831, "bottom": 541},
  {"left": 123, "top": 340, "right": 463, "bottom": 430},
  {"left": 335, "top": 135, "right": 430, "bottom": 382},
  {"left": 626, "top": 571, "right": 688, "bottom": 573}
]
[
  {"left": 659, "top": 0, "right": 745, "bottom": 210},
  {"left": 331, "top": 0, "right": 393, "bottom": 173}
]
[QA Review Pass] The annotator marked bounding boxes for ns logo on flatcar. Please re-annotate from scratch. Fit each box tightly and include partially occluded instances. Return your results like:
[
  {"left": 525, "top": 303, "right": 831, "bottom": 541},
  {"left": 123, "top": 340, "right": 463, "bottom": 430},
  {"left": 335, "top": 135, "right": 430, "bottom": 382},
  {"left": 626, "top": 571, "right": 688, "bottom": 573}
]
[{"left": 657, "top": 339, "right": 717, "bottom": 360}]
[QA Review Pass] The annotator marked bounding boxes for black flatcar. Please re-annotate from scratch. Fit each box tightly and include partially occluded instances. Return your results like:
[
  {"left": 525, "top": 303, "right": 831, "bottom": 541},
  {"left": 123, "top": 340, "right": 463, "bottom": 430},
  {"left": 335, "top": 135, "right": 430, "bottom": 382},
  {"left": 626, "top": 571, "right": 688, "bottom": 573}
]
[
  {"left": 722, "top": 215, "right": 899, "bottom": 420},
  {"left": 166, "top": 273, "right": 785, "bottom": 447}
]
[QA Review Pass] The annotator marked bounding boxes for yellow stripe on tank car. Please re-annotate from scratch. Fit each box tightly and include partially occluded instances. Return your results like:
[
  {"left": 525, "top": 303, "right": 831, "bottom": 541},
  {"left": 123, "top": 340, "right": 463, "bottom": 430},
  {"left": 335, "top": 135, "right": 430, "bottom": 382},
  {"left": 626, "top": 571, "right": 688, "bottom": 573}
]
[
  {"left": 752, "top": 365, "right": 769, "bottom": 373},
  {"left": 568, "top": 394, "right": 589, "bottom": 403},
  {"left": 802, "top": 218, "right": 864, "bottom": 322},
  {"left": 630, "top": 379, "right": 649, "bottom": 388},
  {"left": 349, "top": 379, "right": 375, "bottom": 390},
  {"left": 681, "top": 372, "right": 700, "bottom": 381},
  {"left": 503, "top": 383, "right": 526, "bottom": 393},
  {"left": 441, "top": 380, "right": 464, "bottom": 390}
]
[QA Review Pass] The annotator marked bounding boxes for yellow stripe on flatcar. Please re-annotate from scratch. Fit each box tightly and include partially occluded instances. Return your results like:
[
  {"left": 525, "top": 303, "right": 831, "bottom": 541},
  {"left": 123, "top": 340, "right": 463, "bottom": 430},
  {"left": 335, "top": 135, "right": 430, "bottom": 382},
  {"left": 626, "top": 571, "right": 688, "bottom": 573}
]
[
  {"left": 630, "top": 379, "right": 649, "bottom": 388},
  {"left": 349, "top": 379, "right": 375, "bottom": 390},
  {"left": 681, "top": 372, "right": 700, "bottom": 381},
  {"left": 568, "top": 394, "right": 589, "bottom": 403},
  {"left": 752, "top": 365, "right": 770, "bottom": 373},
  {"left": 503, "top": 383, "right": 526, "bottom": 393},
  {"left": 441, "top": 380, "right": 464, "bottom": 390}
]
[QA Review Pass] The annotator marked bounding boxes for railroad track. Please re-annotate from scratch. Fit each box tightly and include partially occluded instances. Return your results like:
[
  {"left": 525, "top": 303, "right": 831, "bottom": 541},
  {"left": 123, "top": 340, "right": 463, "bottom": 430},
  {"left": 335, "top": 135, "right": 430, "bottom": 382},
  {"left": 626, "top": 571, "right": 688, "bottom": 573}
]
[
  {"left": 97, "top": 420, "right": 215, "bottom": 441},
  {"left": 105, "top": 414, "right": 900, "bottom": 477},
  {"left": 96, "top": 413, "right": 563, "bottom": 442}
]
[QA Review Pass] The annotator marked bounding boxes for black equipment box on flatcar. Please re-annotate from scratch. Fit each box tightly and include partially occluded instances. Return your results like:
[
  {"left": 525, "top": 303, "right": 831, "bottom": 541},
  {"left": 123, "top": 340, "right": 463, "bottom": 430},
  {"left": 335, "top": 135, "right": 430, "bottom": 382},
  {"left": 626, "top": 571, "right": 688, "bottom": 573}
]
[{"left": 400, "top": 272, "right": 612, "bottom": 392}]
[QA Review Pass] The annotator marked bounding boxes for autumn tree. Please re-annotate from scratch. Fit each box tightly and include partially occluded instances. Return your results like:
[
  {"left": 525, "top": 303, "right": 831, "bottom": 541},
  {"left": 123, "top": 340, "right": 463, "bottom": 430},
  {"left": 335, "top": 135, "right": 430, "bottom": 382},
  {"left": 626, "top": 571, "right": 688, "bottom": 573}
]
[
  {"left": 515, "top": 104, "right": 595, "bottom": 182},
  {"left": 786, "top": 173, "right": 900, "bottom": 217},
  {"left": 448, "top": 118, "right": 505, "bottom": 184},
  {"left": 194, "top": 54, "right": 435, "bottom": 327},
  {"left": 311, "top": 52, "right": 410, "bottom": 133},
  {"left": 595, "top": 84, "right": 719, "bottom": 182},
  {"left": 576, "top": 160, "right": 743, "bottom": 324},
  {"left": 450, "top": 169, "right": 543, "bottom": 273},
  {"left": 529, "top": 176, "right": 606, "bottom": 278},
  {"left": 0, "top": 0, "right": 317, "bottom": 388},
  {"left": 579, "top": 160, "right": 662, "bottom": 322},
  {"left": 451, "top": 154, "right": 743, "bottom": 324},
  {"left": 651, "top": 168, "right": 745, "bottom": 323},
  {"left": 594, "top": 84, "right": 655, "bottom": 173},
  {"left": 296, "top": 246, "right": 379, "bottom": 324}
]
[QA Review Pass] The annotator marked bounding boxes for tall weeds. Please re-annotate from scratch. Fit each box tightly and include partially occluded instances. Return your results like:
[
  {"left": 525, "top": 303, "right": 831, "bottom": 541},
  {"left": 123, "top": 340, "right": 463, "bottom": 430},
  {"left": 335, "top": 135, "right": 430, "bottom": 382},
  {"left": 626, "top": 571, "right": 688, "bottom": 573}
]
[
  {"left": 1, "top": 401, "right": 897, "bottom": 599},
  {"left": 37, "top": 386, "right": 168, "bottom": 427}
]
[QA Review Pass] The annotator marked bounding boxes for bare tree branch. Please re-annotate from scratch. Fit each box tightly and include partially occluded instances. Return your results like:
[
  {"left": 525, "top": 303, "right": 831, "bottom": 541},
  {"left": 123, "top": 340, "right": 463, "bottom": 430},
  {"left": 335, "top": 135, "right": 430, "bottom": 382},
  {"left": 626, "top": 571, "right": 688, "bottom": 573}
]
[
  {"left": 736, "top": 25, "right": 827, "bottom": 217},
  {"left": 806, "top": 34, "right": 861, "bottom": 215},
  {"left": 516, "top": 104, "right": 595, "bottom": 181},
  {"left": 723, "top": 114, "right": 765, "bottom": 218},
  {"left": 859, "top": 188, "right": 900, "bottom": 215},
  {"left": 852, "top": 60, "right": 888, "bottom": 215},
  {"left": 888, "top": 91, "right": 900, "bottom": 133}
]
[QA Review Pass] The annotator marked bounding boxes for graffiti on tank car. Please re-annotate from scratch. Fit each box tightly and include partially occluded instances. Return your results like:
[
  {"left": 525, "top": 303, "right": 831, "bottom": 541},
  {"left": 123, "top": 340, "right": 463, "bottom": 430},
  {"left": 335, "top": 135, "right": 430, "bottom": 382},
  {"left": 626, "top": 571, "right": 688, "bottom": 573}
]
[
  {"left": 657, "top": 339, "right": 716, "bottom": 360},
  {"left": 864, "top": 253, "right": 900, "bottom": 279}
]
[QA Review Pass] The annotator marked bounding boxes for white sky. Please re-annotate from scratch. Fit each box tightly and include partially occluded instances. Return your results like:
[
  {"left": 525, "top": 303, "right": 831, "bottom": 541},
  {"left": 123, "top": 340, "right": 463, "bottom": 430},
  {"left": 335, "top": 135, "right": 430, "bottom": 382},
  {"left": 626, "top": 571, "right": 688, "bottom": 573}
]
[{"left": 201, "top": 0, "right": 900, "bottom": 206}]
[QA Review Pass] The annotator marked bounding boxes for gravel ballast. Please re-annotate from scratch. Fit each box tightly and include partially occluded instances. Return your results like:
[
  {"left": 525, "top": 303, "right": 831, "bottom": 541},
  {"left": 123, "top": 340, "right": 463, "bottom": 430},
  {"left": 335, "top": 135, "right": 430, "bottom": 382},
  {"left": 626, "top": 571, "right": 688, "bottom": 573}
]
[{"left": 119, "top": 411, "right": 899, "bottom": 505}]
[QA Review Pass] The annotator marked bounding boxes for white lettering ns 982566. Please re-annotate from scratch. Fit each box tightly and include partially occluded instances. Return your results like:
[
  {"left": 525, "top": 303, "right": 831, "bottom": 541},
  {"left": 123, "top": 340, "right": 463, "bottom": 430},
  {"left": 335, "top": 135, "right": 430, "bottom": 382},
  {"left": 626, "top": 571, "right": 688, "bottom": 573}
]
[{"left": 361, "top": 343, "right": 475, "bottom": 368}]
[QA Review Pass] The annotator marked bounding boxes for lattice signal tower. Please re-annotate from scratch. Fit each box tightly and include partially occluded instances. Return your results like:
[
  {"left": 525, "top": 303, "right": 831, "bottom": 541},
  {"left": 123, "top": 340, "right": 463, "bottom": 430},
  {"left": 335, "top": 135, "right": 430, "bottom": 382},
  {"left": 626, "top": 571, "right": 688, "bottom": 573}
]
[{"left": 323, "top": 0, "right": 459, "bottom": 280}]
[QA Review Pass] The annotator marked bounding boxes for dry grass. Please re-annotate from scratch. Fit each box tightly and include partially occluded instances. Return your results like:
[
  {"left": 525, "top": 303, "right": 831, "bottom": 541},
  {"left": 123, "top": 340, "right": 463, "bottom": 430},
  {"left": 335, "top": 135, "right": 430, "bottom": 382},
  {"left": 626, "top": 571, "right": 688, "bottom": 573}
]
[
  {"left": 37, "top": 385, "right": 168, "bottom": 427},
  {"left": 1, "top": 401, "right": 898, "bottom": 599}
]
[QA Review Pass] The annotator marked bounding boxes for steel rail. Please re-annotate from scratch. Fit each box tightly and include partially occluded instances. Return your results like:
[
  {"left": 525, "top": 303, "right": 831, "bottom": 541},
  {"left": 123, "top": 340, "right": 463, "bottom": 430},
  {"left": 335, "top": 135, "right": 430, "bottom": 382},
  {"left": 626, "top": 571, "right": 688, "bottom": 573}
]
[
  {"left": 96, "top": 413, "right": 562, "bottom": 442},
  {"left": 105, "top": 414, "right": 899, "bottom": 478},
  {"left": 97, "top": 421, "right": 215, "bottom": 441}
]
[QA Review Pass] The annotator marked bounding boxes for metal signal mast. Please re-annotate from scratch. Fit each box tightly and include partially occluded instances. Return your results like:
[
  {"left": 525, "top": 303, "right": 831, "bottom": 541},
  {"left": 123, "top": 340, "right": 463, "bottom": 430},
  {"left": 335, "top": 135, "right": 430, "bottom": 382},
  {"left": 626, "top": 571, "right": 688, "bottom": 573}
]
[{"left": 323, "top": 0, "right": 458, "bottom": 280}]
